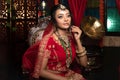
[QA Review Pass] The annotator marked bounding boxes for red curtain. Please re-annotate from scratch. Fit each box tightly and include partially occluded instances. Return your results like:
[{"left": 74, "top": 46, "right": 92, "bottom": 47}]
[
  {"left": 99, "top": 0, "right": 104, "bottom": 23},
  {"left": 68, "top": 0, "right": 87, "bottom": 27},
  {"left": 54, "top": 0, "right": 59, "bottom": 5},
  {"left": 116, "top": 0, "right": 120, "bottom": 14}
]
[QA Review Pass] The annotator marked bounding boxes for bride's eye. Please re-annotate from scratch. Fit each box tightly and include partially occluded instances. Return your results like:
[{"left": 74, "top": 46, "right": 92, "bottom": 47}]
[
  {"left": 58, "top": 16, "right": 63, "bottom": 18},
  {"left": 67, "top": 14, "right": 71, "bottom": 17}
]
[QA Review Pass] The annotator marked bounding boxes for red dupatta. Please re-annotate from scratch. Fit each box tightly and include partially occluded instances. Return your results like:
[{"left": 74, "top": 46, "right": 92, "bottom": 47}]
[{"left": 22, "top": 22, "right": 54, "bottom": 78}]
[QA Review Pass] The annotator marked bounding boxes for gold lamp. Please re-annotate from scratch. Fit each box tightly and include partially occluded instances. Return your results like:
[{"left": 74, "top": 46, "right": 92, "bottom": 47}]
[
  {"left": 40, "top": 0, "right": 47, "bottom": 17},
  {"left": 81, "top": 16, "right": 105, "bottom": 39}
]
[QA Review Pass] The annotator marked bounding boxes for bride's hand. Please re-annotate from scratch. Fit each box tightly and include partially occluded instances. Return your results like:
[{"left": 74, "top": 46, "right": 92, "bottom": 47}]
[
  {"left": 71, "top": 25, "right": 82, "bottom": 41},
  {"left": 72, "top": 73, "right": 84, "bottom": 80}
]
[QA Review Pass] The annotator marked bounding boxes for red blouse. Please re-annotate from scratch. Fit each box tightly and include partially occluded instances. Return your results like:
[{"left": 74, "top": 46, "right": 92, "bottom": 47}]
[{"left": 45, "top": 36, "right": 76, "bottom": 72}]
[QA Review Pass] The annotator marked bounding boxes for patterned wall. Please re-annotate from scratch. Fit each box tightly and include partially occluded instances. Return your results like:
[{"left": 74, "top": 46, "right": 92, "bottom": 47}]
[
  {"left": 0, "top": 0, "right": 9, "bottom": 43},
  {"left": 0, "top": 0, "right": 39, "bottom": 73},
  {"left": 0, "top": 0, "right": 38, "bottom": 43}
]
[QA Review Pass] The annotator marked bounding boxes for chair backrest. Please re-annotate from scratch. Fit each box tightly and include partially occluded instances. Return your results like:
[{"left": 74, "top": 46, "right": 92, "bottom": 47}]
[{"left": 28, "top": 16, "right": 51, "bottom": 46}]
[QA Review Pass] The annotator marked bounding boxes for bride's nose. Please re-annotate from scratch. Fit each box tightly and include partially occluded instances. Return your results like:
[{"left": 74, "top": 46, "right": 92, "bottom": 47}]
[{"left": 64, "top": 17, "right": 69, "bottom": 22}]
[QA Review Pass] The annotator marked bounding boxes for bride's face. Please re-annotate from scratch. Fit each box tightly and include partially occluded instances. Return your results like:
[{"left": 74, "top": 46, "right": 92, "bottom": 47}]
[{"left": 55, "top": 9, "right": 71, "bottom": 30}]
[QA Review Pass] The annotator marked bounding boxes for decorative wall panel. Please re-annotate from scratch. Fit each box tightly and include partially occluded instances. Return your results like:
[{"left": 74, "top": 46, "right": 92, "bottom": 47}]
[
  {"left": 12, "top": 0, "right": 37, "bottom": 42},
  {"left": 0, "top": 0, "right": 38, "bottom": 43},
  {"left": 26, "top": 0, "right": 37, "bottom": 19},
  {"left": 13, "top": 0, "right": 25, "bottom": 19},
  {"left": 14, "top": 21, "right": 25, "bottom": 41},
  {"left": 0, "top": 21, "right": 8, "bottom": 43},
  {"left": 0, "top": 0, "right": 8, "bottom": 19},
  {"left": 0, "top": 0, "right": 8, "bottom": 43}
]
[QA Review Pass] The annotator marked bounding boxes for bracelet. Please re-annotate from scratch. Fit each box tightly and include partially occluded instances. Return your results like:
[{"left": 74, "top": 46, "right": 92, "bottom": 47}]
[
  {"left": 77, "top": 50, "right": 87, "bottom": 57},
  {"left": 76, "top": 47, "right": 85, "bottom": 54},
  {"left": 67, "top": 76, "right": 73, "bottom": 80}
]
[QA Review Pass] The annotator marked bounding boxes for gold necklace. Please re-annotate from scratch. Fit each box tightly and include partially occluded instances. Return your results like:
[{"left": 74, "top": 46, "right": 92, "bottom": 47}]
[{"left": 55, "top": 31, "right": 72, "bottom": 68}]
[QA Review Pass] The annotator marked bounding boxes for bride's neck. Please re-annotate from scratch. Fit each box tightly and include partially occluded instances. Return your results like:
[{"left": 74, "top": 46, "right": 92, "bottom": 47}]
[{"left": 56, "top": 29, "right": 69, "bottom": 37}]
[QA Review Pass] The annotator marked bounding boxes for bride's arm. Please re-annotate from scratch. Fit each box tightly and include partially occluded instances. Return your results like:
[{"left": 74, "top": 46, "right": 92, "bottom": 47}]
[
  {"left": 75, "top": 40, "right": 88, "bottom": 67},
  {"left": 37, "top": 57, "right": 67, "bottom": 80},
  {"left": 71, "top": 26, "right": 88, "bottom": 67}
]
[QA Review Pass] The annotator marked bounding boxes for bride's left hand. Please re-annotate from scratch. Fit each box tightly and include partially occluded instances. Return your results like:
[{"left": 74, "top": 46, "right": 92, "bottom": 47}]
[{"left": 71, "top": 25, "right": 82, "bottom": 41}]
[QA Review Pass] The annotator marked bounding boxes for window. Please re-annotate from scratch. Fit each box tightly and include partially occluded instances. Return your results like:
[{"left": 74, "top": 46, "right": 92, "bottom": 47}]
[{"left": 105, "top": 0, "right": 120, "bottom": 36}]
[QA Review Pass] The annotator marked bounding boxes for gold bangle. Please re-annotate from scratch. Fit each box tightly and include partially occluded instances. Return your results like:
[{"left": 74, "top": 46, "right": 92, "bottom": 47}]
[
  {"left": 67, "top": 76, "right": 73, "bottom": 80},
  {"left": 76, "top": 47, "right": 85, "bottom": 54},
  {"left": 77, "top": 50, "right": 87, "bottom": 57}
]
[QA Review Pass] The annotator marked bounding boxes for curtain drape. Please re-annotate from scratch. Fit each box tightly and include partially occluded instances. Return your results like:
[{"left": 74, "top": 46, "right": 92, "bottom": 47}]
[
  {"left": 54, "top": 0, "right": 59, "bottom": 5},
  {"left": 99, "top": 0, "right": 104, "bottom": 23},
  {"left": 68, "top": 0, "right": 87, "bottom": 27},
  {"left": 116, "top": 0, "right": 120, "bottom": 14},
  {"left": 67, "top": 0, "right": 87, "bottom": 74}
]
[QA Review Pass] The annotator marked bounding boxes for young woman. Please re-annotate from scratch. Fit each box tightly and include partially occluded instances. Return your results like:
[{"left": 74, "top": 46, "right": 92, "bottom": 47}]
[{"left": 23, "top": 4, "right": 88, "bottom": 80}]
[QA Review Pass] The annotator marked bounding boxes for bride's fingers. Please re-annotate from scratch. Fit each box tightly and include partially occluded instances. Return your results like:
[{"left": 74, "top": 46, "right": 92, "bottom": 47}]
[{"left": 71, "top": 26, "right": 82, "bottom": 33}]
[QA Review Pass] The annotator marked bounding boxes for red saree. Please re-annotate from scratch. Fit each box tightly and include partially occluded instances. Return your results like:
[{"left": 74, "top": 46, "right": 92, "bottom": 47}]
[{"left": 22, "top": 23, "right": 86, "bottom": 80}]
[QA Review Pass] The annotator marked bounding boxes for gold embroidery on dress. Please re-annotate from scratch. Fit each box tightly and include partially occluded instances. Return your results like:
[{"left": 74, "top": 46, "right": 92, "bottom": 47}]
[{"left": 32, "top": 28, "right": 53, "bottom": 78}]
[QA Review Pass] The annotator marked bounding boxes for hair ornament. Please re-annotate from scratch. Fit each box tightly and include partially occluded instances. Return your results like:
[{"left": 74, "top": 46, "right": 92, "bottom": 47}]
[{"left": 59, "top": 4, "right": 66, "bottom": 10}]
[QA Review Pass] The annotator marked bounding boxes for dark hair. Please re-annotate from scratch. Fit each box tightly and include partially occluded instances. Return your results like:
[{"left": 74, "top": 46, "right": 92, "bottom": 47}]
[{"left": 50, "top": 4, "right": 72, "bottom": 23}]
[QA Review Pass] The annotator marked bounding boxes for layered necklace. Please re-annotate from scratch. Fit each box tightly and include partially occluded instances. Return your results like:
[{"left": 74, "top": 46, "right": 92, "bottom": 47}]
[{"left": 55, "top": 31, "right": 72, "bottom": 68}]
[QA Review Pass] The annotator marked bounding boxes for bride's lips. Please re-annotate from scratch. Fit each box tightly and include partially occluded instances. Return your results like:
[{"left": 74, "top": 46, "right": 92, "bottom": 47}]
[{"left": 63, "top": 23, "right": 70, "bottom": 26}]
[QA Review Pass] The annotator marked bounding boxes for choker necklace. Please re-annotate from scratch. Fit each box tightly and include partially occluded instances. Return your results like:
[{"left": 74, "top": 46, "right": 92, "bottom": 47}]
[{"left": 55, "top": 31, "right": 72, "bottom": 68}]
